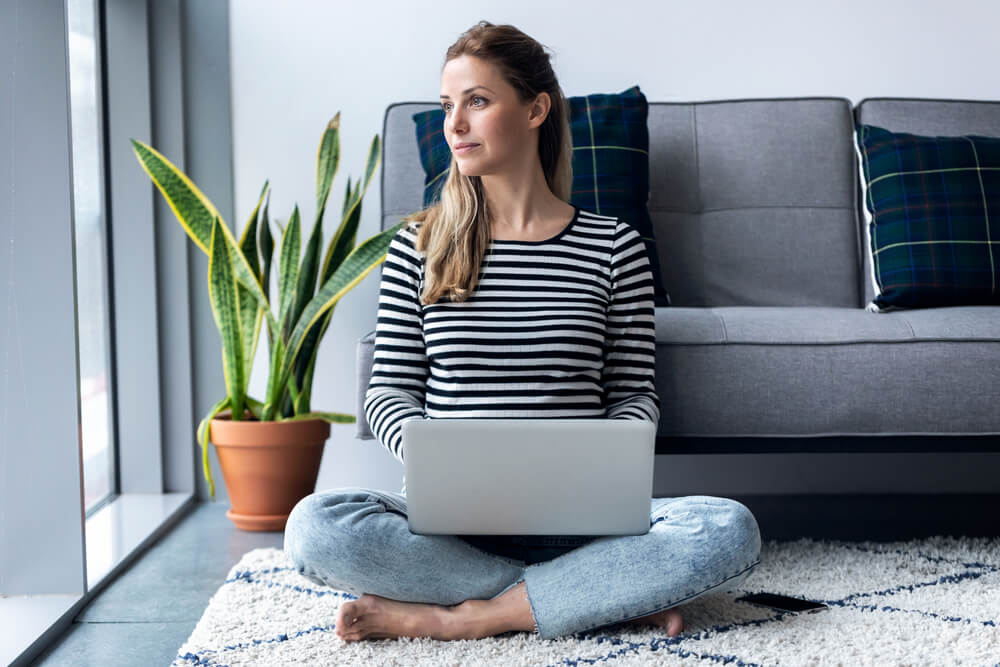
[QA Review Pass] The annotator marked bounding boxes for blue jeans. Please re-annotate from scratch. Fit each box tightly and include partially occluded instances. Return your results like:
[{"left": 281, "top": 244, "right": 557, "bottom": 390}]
[{"left": 283, "top": 487, "right": 762, "bottom": 640}]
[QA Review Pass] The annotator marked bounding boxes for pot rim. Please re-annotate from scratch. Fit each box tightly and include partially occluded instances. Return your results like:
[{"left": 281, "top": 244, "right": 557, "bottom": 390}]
[
  {"left": 209, "top": 408, "right": 331, "bottom": 446},
  {"left": 211, "top": 408, "right": 330, "bottom": 424}
]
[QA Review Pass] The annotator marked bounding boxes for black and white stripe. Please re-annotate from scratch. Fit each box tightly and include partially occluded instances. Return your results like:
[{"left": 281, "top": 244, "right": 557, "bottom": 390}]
[{"left": 364, "top": 207, "right": 660, "bottom": 475}]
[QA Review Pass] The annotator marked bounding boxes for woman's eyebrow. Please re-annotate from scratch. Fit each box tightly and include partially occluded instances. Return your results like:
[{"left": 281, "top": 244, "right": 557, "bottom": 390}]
[{"left": 439, "top": 85, "right": 495, "bottom": 99}]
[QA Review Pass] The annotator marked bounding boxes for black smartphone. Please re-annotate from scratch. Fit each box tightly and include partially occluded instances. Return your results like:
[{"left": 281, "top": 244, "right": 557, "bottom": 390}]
[{"left": 735, "top": 592, "right": 828, "bottom": 614}]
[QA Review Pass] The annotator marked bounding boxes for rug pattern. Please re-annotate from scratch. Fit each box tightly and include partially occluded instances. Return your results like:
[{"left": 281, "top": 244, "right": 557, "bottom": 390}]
[{"left": 171, "top": 536, "right": 1000, "bottom": 666}]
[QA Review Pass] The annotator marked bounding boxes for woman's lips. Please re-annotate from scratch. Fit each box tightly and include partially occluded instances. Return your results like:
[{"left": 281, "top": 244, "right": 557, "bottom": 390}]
[{"left": 455, "top": 144, "right": 480, "bottom": 154}]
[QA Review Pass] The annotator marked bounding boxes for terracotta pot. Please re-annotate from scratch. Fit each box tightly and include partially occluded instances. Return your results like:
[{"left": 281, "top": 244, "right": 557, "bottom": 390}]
[{"left": 209, "top": 408, "right": 331, "bottom": 532}]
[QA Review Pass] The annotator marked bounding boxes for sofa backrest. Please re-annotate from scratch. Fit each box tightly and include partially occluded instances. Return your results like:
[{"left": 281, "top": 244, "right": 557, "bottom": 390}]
[
  {"left": 646, "top": 98, "right": 860, "bottom": 307},
  {"left": 378, "top": 97, "right": 1000, "bottom": 310},
  {"left": 380, "top": 97, "right": 865, "bottom": 308},
  {"left": 381, "top": 102, "right": 438, "bottom": 236},
  {"left": 853, "top": 98, "right": 1000, "bottom": 306}
]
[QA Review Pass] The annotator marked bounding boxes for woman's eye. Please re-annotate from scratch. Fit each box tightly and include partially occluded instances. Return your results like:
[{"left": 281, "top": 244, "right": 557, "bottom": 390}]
[{"left": 442, "top": 97, "right": 486, "bottom": 113}]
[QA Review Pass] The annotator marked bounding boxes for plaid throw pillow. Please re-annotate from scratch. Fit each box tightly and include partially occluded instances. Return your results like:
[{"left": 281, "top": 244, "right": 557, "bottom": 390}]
[
  {"left": 856, "top": 124, "right": 1000, "bottom": 310},
  {"left": 411, "top": 85, "right": 670, "bottom": 307}
]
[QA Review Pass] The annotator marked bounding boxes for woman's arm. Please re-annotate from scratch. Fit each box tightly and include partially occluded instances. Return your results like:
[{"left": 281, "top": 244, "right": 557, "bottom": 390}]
[
  {"left": 364, "top": 229, "right": 429, "bottom": 463},
  {"left": 602, "top": 221, "right": 661, "bottom": 423}
]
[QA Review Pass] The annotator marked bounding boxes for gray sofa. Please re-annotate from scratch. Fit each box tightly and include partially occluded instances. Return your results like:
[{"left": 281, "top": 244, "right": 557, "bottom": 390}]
[{"left": 356, "top": 97, "right": 1000, "bottom": 458}]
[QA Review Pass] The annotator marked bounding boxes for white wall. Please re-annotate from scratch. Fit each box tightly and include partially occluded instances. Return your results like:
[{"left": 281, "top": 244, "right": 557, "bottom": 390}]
[{"left": 228, "top": 0, "right": 1000, "bottom": 496}]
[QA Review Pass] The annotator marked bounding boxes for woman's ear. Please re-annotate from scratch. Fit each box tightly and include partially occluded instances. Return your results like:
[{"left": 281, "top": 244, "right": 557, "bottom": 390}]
[{"left": 528, "top": 92, "right": 551, "bottom": 129}]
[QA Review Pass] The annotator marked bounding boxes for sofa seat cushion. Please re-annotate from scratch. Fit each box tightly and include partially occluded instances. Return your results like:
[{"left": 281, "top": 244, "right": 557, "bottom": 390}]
[{"left": 655, "top": 306, "right": 1000, "bottom": 437}]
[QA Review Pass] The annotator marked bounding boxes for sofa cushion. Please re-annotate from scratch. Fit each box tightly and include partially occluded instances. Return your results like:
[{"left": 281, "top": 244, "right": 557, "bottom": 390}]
[
  {"left": 411, "top": 85, "right": 670, "bottom": 307},
  {"left": 853, "top": 98, "right": 1000, "bottom": 308},
  {"left": 357, "top": 305, "right": 1000, "bottom": 440},
  {"left": 856, "top": 124, "right": 1000, "bottom": 311},
  {"left": 646, "top": 98, "right": 862, "bottom": 307},
  {"left": 651, "top": 305, "right": 1000, "bottom": 438}
]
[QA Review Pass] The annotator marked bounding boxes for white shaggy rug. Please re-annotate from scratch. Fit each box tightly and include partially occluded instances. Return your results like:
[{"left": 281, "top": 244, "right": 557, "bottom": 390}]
[{"left": 171, "top": 536, "right": 1000, "bottom": 666}]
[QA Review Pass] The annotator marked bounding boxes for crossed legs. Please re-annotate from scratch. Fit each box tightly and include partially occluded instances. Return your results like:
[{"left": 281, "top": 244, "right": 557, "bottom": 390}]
[{"left": 284, "top": 489, "right": 760, "bottom": 642}]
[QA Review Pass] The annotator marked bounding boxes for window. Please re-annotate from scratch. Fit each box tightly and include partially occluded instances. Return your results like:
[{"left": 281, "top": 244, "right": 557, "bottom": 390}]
[
  {"left": 2, "top": 2, "right": 204, "bottom": 663},
  {"left": 68, "top": 0, "right": 118, "bottom": 516}
]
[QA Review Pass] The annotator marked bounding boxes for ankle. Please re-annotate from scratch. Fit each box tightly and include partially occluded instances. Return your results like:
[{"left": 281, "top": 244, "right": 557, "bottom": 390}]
[{"left": 448, "top": 599, "right": 491, "bottom": 640}]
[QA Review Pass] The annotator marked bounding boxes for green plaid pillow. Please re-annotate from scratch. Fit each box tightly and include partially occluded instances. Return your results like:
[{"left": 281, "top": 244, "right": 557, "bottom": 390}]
[
  {"left": 856, "top": 124, "right": 1000, "bottom": 310},
  {"left": 412, "top": 85, "right": 670, "bottom": 307}
]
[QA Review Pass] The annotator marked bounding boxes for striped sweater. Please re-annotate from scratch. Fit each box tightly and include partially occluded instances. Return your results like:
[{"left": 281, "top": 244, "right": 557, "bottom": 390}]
[{"left": 363, "top": 206, "right": 660, "bottom": 494}]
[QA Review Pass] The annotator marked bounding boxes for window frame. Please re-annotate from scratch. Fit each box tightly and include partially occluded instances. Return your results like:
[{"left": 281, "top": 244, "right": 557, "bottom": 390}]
[{"left": 1, "top": 1, "right": 233, "bottom": 664}]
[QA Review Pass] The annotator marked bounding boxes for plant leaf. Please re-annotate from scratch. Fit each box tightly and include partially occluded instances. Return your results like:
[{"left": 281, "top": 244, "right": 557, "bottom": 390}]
[
  {"left": 281, "top": 411, "right": 355, "bottom": 424},
  {"left": 207, "top": 216, "right": 246, "bottom": 422},
  {"left": 130, "top": 139, "right": 223, "bottom": 256},
  {"left": 131, "top": 139, "right": 280, "bottom": 342},
  {"left": 239, "top": 181, "right": 268, "bottom": 280},
  {"left": 315, "top": 113, "right": 340, "bottom": 220},
  {"left": 278, "top": 224, "right": 403, "bottom": 398},
  {"left": 197, "top": 396, "right": 230, "bottom": 502},
  {"left": 294, "top": 198, "right": 364, "bottom": 414},
  {"left": 319, "top": 135, "right": 380, "bottom": 295},
  {"left": 341, "top": 176, "right": 352, "bottom": 220},
  {"left": 278, "top": 205, "right": 301, "bottom": 344},
  {"left": 245, "top": 395, "right": 265, "bottom": 421},
  {"left": 320, "top": 190, "right": 363, "bottom": 295},
  {"left": 349, "top": 134, "right": 380, "bottom": 217},
  {"left": 261, "top": 324, "right": 288, "bottom": 422},
  {"left": 291, "top": 206, "right": 324, "bottom": 368},
  {"left": 238, "top": 183, "right": 269, "bottom": 384},
  {"left": 259, "top": 191, "right": 274, "bottom": 351}
]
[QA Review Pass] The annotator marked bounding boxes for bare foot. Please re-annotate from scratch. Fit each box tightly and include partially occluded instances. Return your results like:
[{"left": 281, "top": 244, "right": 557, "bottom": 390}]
[
  {"left": 334, "top": 593, "right": 458, "bottom": 642},
  {"left": 624, "top": 607, "right": 684, "bottom": 636}
]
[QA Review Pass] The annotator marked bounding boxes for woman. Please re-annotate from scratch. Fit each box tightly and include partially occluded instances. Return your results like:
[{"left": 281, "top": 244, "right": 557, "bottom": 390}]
[{"left": 284, "top": 21, "right": 762, "bottom": 643}]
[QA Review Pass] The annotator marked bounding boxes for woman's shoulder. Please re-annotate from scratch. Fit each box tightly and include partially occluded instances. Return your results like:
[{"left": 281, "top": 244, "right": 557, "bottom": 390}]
[
  {"left": 574, "top": 208, "right": 634, "bottom": 241},
  {"left": 391, "top": 218, "right": 423, "bottom": 244},
  {"left": 402, "top": 217, "right": 424, "bottom": 233},
  {"left": 388, "top": 220, "right": 426, "bottom": 264},
  {"left": 575, "top": 208, "right": 625, "bottom": 229},
  {"left": 575, "top": 207, "right": 618, "bottom": 223}
]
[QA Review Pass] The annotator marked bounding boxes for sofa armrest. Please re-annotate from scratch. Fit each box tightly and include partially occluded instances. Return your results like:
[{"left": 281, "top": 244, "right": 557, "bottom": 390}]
[{"left": 355, "top": 330, "right": 377, "bottom": 439}]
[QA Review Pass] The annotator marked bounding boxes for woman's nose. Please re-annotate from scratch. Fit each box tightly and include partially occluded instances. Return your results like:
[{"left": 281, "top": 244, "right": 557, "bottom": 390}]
[{"left": 447, "top": 109, "right": 467, "bottom": 134}]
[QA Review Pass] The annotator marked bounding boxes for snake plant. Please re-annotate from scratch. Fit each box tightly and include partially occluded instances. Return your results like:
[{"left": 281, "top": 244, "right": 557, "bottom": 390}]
[{"left": 131, "top": 112, "right": 404, "bottom": 499}]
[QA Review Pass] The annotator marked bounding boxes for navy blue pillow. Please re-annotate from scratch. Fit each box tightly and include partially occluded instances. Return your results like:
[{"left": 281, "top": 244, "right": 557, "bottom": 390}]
[
  {"left": 856, "top": 124, "right": 1000, "bottom": 310},
  {"left": 412, "top": 85, "right": 670, "bottom": 308}
]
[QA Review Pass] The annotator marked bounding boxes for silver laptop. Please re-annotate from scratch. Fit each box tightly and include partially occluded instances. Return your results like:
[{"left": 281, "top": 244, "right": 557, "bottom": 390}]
[{"left": 402, "top": 418, "right": 656, "bottom": 537}]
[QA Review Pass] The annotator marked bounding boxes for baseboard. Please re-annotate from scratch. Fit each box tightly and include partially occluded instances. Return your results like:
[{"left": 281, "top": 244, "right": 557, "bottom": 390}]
[
  {"left": 658, "top": 434, "right": 1000, "bottom": 454},
  {"left": 729, "top": 493, "right": 1000, "bottom": 541}
]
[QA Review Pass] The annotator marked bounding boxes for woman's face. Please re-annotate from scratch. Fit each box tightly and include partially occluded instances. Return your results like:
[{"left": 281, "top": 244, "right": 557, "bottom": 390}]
[{"left": 439, "top": 54, "right": 546, "bottom": 176}]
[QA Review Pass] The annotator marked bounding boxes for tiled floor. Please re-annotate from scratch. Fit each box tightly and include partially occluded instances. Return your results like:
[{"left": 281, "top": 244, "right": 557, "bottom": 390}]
[
  {"left": 27, "top": 492, "right": 1000, "bottom": 665},
  {"left": 30, "top": 502, "right": 283, "bottom": 667}
]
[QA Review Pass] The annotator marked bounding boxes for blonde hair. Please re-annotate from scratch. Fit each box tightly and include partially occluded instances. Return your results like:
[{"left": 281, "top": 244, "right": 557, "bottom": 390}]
[{"left": 404, "top": 21, "right": 573, "bottom": 305}]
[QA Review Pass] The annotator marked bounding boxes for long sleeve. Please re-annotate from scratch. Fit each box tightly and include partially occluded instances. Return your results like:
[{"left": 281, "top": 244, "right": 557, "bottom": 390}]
[
  {"left": 602, "top": 221, "right": 661, "bottom": 423},
  {"left": 363, "top": 228, "right": 429, "bottom": 464}
]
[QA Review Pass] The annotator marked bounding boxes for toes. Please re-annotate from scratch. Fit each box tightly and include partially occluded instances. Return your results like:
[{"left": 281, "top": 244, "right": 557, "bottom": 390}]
[
  {"left": 337, "top": 601, "right": 356, "bottom": 619},
  {"left": 336, "top": 609, "right": 361, "bottom": 638},
  {"left": 338, "top": 600, "right": 365, "bottom": 623},
  {"left": 341, "top": 618, "right": 362, "bottom": 636}
]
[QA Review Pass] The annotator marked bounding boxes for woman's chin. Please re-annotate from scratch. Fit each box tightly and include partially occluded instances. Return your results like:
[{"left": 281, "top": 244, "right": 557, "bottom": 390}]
[{"left": 454, "top": 161, "right": 488, "bottom": 177}]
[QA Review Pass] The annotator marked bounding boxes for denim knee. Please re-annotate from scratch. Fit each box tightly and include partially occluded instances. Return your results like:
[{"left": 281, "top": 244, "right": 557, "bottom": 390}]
[
  {"left": 283, "top": 488, "right": 381, "bottom": 580},
  {"left": 712, "top": 497, "right": 762, "bottom": 569},
  {"left": 673, "top": 495, "right": 762, "bottom": 569},
  {"left": 283, "top": 492, "right": 322, "bottom": 571}
]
